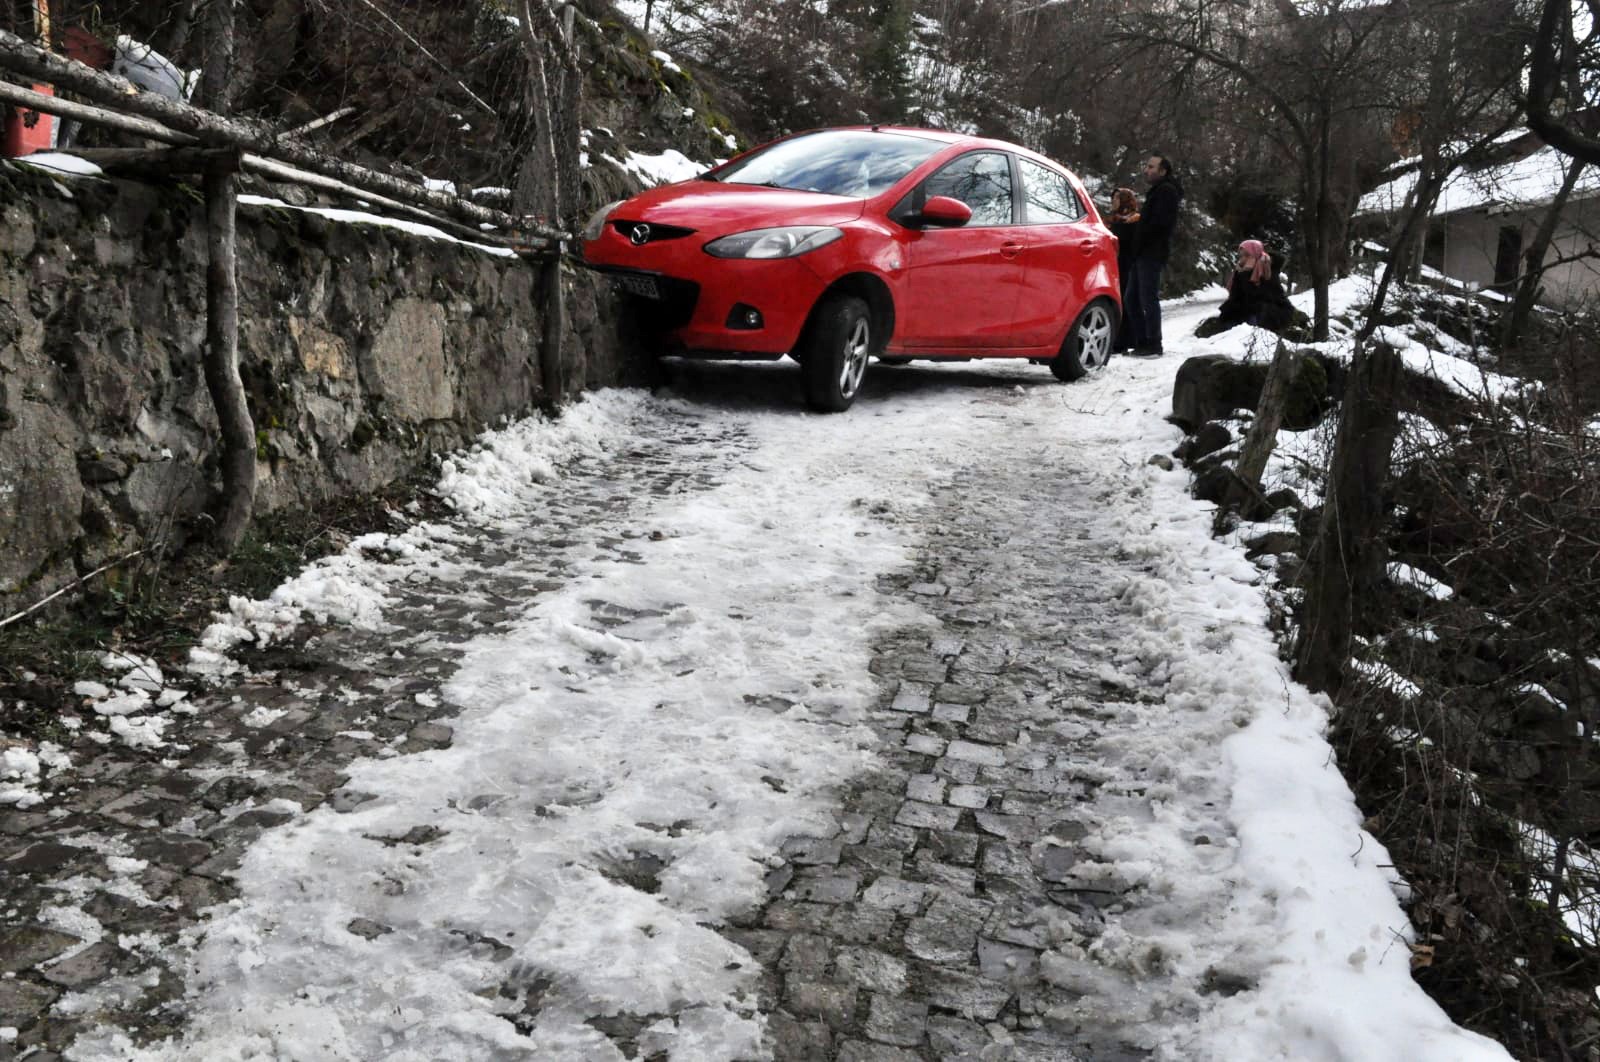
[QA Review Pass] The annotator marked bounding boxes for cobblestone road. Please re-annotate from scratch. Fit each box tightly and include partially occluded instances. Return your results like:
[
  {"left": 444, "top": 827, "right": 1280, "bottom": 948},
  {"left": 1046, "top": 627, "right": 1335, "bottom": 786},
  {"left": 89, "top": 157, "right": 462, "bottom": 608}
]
[
  {"left": 744, "top": 417, "right": 1177, "bottom": 1061},
  {"left": 1, "top": 405, "right": 753, "bottom": 1059},
  {"left": 2, "top": 367, "right": 1220, "bottom": 1060}
]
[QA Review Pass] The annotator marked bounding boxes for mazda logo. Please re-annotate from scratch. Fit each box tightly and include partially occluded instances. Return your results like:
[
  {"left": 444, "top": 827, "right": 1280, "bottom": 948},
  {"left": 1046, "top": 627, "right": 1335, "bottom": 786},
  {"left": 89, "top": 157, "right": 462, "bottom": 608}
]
[{"left": 629, "top": 224, "right": 651, "bottom": 246}]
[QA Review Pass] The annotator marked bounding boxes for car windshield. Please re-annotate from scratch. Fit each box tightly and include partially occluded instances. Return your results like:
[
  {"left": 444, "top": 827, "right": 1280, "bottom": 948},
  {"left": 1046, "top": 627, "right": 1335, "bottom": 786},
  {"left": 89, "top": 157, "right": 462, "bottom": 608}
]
[{"left": 710, "top": 130, "right": 944, "bottom": 198}]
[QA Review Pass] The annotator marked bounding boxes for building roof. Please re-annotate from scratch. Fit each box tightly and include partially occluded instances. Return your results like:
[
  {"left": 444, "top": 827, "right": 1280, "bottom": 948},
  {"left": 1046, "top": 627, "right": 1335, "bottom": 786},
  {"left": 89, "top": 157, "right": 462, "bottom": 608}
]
[{"left": 1359, "top": 139, "right": 1600, "bottom": 219}]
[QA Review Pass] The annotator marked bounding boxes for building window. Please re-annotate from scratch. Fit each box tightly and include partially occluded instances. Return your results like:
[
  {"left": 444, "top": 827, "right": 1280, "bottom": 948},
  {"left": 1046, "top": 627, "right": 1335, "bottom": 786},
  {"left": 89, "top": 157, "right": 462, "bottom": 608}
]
[{"left": 1494, "top": 225, "right": 1523, "bottom": 290}]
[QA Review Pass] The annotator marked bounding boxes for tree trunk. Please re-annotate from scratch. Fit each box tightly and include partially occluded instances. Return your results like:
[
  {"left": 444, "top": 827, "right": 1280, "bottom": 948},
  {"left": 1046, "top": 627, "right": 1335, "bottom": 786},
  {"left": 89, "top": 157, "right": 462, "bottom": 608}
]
[
  {"left": 1500, "top": 155, "right": 1586, "bottom": 345},
  {"left": 514, "top": 1, "right": 582, "bottom": 407},
  {"left": 1293, "top": 342, "right": 1404, "bottom": 695},
  {"left": 1307, "top": 246, "right": 1331, "bottom": 342},
  {"left": 200, "top": 0, "right": 256, "bottom": 554}
]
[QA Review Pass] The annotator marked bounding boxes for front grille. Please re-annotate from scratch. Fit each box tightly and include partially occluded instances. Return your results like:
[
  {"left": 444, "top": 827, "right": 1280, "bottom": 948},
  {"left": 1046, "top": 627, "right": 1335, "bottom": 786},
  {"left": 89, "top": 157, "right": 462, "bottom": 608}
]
[
  {"left": 611, "top": 220, "right": 697, "bottom": 245},
  {"left": 593, "top": 267, "right": 700, "bottom": 333}
]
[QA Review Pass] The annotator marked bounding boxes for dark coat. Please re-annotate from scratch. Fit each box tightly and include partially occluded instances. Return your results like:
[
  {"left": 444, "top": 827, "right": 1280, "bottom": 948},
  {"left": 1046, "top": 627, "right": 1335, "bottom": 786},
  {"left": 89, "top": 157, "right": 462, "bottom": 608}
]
[
  {"left": 1218, "top": 264, "right": 1294, "bottom": 330},
  {"left": 1108, "top": 217, "right": 1139, "bottom": 274},
  {"left": 1136, "top": 174, "right": 1183, "bottom": 263}
]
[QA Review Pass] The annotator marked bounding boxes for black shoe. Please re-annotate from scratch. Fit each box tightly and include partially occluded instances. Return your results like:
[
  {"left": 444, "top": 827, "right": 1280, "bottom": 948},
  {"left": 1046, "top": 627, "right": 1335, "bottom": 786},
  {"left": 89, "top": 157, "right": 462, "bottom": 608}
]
[{"left": 1129, "top": 345, "right": 1164, "bottom": 357}]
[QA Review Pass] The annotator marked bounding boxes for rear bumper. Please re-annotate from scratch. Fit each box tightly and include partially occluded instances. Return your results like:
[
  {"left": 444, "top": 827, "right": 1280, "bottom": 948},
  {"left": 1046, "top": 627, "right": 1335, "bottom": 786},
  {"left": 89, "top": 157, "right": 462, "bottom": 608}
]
[{"left": 584, "top": 233, "right": 826, "bottom": 354}]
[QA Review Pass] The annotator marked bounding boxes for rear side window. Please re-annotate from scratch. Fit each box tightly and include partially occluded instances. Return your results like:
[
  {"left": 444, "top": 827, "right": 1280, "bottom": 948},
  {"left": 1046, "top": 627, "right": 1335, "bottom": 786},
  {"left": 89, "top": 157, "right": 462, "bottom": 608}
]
[
  {"left": 1018, "top": 158, "right": 1085, "bottom": 223},
  {"left": 919, "top": 151, "right": 1014, "bottom": 226}
]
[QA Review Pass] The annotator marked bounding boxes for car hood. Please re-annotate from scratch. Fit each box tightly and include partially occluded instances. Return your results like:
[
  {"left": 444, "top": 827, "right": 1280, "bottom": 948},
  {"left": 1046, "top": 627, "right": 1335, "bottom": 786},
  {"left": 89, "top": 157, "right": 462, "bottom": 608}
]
[{"left": 615, "top": 181, "right": 867, "bottom": 233}]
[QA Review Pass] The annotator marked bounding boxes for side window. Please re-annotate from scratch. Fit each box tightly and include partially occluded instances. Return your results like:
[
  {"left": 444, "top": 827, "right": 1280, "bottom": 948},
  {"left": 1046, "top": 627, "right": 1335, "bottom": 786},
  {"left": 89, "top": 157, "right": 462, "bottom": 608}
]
[
  {"left": 1018, "top": 158, "right": 1085, "bottom": 224},
  {"left": 921, "top": 152, "right": 1014, "bottom": 226}
]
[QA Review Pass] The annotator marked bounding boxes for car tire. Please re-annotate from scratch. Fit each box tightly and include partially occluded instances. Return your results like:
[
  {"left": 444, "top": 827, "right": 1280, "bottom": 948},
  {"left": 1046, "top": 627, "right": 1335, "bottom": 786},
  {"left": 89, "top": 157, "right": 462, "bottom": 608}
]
[
  {"left": 800, "top": 294, "right": 873, "bottom": 412},
  {"left": 1050, "top": 299, "right": 1117, "bottom": 382}
]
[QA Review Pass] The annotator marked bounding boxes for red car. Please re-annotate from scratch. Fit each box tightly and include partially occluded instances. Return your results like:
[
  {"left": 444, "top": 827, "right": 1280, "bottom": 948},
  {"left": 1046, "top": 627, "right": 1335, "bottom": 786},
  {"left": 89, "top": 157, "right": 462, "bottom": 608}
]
[{"left": 581, "top": 126, "right": 1121, "bottom": 412}]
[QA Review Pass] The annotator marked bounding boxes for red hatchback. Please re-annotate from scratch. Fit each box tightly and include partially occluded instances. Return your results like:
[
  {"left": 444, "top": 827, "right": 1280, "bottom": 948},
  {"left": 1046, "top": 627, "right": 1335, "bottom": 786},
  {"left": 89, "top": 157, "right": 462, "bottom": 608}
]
[{"left": 581, "top": 126, "right": 1121, "bottom": 412}]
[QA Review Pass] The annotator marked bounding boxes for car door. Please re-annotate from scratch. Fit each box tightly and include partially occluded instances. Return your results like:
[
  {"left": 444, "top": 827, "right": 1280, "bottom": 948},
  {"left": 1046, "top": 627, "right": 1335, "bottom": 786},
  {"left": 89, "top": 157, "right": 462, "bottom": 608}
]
[
  {"left": 892, "top": 151, "right": 1030, "bottom": 349},
  {"left": 1011, "top": 156, "right": 1108, "bottom": 347}
]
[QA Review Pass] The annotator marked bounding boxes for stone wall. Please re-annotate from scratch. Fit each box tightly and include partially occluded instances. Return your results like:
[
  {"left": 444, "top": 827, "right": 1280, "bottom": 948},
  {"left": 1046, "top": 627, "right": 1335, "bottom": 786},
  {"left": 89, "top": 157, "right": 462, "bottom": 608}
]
[{"left": 0, "top": 164, "right": 643, "bottom": 609}]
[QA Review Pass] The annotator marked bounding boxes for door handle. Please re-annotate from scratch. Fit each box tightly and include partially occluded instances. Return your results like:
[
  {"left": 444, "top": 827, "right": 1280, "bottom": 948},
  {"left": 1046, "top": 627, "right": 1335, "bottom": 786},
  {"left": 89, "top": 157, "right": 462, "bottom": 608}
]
[{"left": 1000, "top": 242, "right": 1023, "bottom": 259}]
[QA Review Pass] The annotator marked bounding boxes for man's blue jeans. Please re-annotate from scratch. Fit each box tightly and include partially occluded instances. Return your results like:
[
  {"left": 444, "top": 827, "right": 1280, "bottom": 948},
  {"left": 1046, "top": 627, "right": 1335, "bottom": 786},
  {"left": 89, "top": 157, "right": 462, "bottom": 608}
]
[{"left": 1125, "top": 258, "right": 1166, "bottom": 351}]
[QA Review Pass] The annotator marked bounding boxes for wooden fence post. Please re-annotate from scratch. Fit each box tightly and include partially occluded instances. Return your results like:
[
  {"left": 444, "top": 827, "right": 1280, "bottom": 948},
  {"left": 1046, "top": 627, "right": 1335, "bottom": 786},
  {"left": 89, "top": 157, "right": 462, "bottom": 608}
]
[
  {"left": 1293, "top": 341, "right": 1404, "bottom": 695},
  {"left": 1236, "top": 341, "right": 1296, "bottom": 491}
]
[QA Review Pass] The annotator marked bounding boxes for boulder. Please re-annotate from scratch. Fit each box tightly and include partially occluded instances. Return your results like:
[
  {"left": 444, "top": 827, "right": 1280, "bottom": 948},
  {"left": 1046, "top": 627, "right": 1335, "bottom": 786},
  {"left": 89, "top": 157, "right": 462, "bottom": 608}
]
[
  {"left": 0, "top": 401, "right": 83, "bottom": 594},
  {"left": 1171, "top": 351, "right": 1332, "bottom": 433}
]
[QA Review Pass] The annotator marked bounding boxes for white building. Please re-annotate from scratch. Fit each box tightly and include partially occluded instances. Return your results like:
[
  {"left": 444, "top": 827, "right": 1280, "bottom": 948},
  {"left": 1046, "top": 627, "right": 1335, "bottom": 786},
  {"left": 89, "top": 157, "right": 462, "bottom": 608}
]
[{"left": 1360, "top": 132, "right": 1600, "bottom": 309}]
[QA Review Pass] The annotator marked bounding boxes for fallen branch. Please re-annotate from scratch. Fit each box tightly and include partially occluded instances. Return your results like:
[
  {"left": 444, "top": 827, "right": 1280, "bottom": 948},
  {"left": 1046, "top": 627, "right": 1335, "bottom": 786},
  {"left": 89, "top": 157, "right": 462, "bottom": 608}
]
[
  {"left": 1, "top": 80, "right": 550, "bottom": 251},
  {"left": 0, "top": 551, "right": 145, "bottom": 632},
  {"left": 282, "top": 105, "right": 356, "bottom": 138},
  {"left": 0, "top": 32, "right": 569, "bottom": 241},
  {"left": 0, "top": 77, "right": 194, "bottom": 145}
]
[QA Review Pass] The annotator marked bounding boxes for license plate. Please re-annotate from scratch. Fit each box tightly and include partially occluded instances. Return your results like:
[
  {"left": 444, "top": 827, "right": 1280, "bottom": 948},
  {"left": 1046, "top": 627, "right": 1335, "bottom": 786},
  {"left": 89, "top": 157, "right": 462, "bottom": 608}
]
[{"left": 612, "top": 273, "right": 661, "bottom": 299}]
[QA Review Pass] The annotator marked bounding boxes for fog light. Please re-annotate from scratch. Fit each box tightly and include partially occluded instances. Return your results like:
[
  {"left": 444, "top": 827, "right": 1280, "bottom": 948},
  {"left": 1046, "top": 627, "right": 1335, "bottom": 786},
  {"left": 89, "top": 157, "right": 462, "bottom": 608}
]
[{"left": 727, "top": 303, "right": 764, "bottom": 330}]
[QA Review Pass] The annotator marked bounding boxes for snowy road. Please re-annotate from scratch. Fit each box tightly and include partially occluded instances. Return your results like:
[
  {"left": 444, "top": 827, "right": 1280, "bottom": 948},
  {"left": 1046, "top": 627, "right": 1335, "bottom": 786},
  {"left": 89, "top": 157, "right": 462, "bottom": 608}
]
[{"left": 9, "top": 297, "right": 1510, "bottom": 1060}]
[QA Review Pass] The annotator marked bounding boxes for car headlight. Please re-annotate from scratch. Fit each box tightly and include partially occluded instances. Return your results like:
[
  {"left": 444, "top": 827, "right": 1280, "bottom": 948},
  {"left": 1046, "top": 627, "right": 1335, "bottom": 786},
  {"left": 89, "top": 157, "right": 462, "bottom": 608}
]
[
  {"left": 703, "top": 226, "right": 843, "bottom": 259},
  {"left": 582, "top": 200, "right": 624, "bottom": 241}
]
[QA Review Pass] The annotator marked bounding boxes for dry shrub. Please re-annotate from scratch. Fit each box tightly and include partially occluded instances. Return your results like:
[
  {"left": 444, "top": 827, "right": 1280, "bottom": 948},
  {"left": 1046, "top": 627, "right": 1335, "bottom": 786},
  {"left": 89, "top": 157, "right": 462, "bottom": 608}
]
[{"left": 1334, "top": 370, "right": 1600, "bottom": 1058}]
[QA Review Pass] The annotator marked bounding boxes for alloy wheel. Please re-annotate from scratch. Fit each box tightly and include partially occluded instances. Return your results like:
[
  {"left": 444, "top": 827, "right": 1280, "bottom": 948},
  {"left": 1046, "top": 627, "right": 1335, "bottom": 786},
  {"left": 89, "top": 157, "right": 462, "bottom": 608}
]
[
  {"left": 1076, "top": 304, "right": 1114, "bottom": 370},
  {"left": 839, "top": 318, "right": 870, "bottom": 398}
]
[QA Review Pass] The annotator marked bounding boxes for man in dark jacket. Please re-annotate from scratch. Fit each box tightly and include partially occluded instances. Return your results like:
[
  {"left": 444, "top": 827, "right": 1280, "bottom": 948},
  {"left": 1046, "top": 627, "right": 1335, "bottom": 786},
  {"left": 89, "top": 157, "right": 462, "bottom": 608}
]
[{"left": 1126, "top": 154, "right": 1183, "bottom": 356}]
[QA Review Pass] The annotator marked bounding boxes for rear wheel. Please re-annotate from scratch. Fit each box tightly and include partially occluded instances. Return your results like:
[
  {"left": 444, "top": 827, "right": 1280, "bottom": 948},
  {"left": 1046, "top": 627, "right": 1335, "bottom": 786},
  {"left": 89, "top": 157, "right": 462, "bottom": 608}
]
[
  {"left": 1050, "top": 299, "right": 1117, "bottom": 382},
  {"left": 800, "top": 294, "right": 873, "bottom": 412}
]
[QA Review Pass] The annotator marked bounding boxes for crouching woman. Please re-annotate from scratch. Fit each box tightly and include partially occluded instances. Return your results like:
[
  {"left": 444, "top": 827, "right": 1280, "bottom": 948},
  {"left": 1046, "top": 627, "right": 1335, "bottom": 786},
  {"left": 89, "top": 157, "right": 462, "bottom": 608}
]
[{"left": 1194, "top": 240, "right": 1294, "bottom": 338}]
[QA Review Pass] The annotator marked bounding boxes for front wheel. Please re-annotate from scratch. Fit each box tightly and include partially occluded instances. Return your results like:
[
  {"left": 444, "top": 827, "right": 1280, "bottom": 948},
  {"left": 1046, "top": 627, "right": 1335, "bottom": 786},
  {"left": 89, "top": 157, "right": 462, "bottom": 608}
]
[
  {"left": 1050, "top": 300, "right": 1117, "bottom": 382},
  {"left": 800, "top": 294, "right": 873, "bottom": 412}
]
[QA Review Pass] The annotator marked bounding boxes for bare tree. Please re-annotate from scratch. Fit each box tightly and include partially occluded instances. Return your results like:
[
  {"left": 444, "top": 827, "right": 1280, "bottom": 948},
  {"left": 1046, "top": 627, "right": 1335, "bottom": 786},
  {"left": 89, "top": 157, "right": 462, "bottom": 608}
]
[
  {"left": 515, "top": 0, "right": 582, "bottom": 407},
  {"left": 1291, "top": 0, "right": 1525, "bottom": 691},
  {"left": 199, "top": 0, "right": 257, "bottom": 553},
  {"left": 1112, "top": 0, "right": 1409, "bottom": 340},
  {"left": 1526, "top": 0, "right": 1600, "bottom": 164}
]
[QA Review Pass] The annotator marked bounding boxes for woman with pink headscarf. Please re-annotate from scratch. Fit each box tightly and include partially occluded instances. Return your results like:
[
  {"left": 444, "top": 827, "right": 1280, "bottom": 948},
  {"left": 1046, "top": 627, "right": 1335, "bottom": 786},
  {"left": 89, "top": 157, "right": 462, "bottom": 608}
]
[{"left": 1194, "top": 239, "right": 1295, "bottom": 338}]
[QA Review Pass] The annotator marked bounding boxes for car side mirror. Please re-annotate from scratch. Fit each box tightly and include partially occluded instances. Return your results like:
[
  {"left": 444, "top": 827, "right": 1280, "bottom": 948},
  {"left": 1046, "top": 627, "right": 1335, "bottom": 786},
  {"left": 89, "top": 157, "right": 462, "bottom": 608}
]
[{"left": 914, "top": 196, "right": 973, "bottom": 228}]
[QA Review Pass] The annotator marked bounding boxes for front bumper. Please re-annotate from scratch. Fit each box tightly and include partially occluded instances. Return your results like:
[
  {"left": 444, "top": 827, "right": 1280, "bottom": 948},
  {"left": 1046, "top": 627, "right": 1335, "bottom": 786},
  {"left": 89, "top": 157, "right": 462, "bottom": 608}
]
[{"left": 583, "top": 229, "right": 828, "bottom": 354}]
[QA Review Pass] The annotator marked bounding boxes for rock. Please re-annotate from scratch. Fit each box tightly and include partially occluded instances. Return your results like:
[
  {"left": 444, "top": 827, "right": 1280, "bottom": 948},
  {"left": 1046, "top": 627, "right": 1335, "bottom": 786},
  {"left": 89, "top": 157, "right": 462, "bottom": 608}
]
[
  {"left": 404, "top": 723, "right": 454, "bottom": 749},
  {"left": 1264, "top": 486, "right": 1303, "bottom": 513},
  {"left": 39, "top": 942, "right": 120, "bottom": 988},
  {"left": 864, "top": 995, "right": 929, "bottom": 1047},
  {"left": 76, "top": 454, "right": 129, "bottom": 484},
  {"left": 1170, "top": 355, "right": 1260, "bottom": 432},
  {"left": 1192, "top": 465, "right": 1241, "bottom": 506},
  {"left": 1244, "top": 531, "right": 1302, "bottom": 559},
  {"left": 347, "top": 918, "right": 393, "bottom": 940},
  {"left": 0, "top": 927, "right": 82, "bottom": 973},
  {"left": 290, "top": 317, "right": 354, "bottom": 379},
  {"left": 786, "top": 981, "right": 858, "bottom": 1030},
  {"left": 923, "top": 969, "right": 1012, "bottom": 1021},
  {"left": 120, "top": 457, "right": 208, "bottom": 531},
  {"left": 365, "top": 298, "right": 453, "bottom": 423},
  {"left": 0, "top": 978, "right": 58, "bottom": 1028},
  {"left": 1147, "top": 453, "right": 1174, "bottom": 471},
  {"left": 0, "top": 402, "right": 82, "bottom": 594},
  {"left": 1283, "top": 354, "right": 1329, "bottom": 430},
  {"left": 1187, "top": 422, "right": 1234, "bottom": 464},
  {"left": 1171, "top": 351, "right": 1332, "bottom": 433}
]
